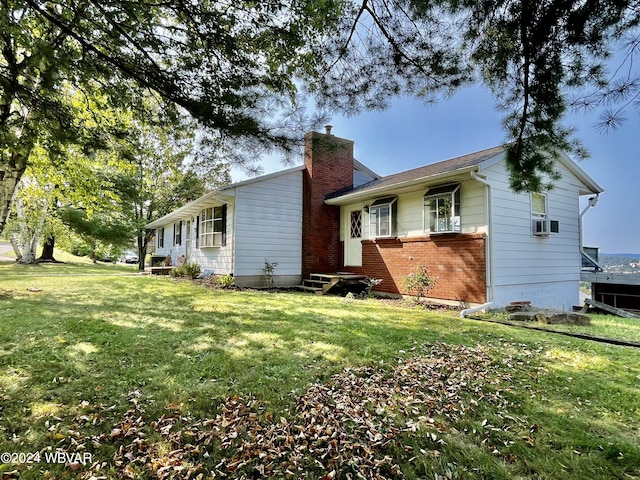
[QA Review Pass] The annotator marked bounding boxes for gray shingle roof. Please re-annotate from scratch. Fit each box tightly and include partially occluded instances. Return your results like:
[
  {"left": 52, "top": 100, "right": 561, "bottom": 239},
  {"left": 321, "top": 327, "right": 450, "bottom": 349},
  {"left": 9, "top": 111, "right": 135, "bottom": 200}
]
[{"left": 326, "top": 145, "right": 505, "bottom": 200}]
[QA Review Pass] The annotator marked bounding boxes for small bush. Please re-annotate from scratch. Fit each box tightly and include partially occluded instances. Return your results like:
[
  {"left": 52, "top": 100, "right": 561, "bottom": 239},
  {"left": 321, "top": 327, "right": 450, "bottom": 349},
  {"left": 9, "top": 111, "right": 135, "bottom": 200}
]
[
  {"left": 216, "top": 274, "right": 235, "bottom": 289},
  {"left": 263, "top": 258, "right": 278, "bottom": 288},
  {"left": 170, "top": 262, "right": 202, "bottom": 279},
  {"left": 401, "top": 264, "right": 437, "bottom": 302}
]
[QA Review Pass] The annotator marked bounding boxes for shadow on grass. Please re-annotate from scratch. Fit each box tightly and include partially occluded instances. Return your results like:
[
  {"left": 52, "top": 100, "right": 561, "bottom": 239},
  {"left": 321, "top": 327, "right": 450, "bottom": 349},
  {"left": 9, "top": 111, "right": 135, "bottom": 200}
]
[
  {"left": 1, "top": 277, "right": 449, "bottom": 413},
  {"left": 1, "top": 274, "right": 639, "bottom": 479}
]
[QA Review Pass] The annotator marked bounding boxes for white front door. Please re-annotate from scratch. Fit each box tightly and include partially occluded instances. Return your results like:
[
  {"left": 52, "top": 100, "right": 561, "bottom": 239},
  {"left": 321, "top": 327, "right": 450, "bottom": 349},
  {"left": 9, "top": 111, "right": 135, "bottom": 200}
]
[{"left": 345, "top": 209, "right": 363, "bottom": 267}]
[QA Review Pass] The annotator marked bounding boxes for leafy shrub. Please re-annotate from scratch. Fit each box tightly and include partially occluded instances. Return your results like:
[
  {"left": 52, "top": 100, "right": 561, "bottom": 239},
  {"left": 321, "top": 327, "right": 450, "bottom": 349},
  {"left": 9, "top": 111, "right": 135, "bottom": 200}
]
[
  {"left": 401, "top": 264, "right": 437, "bottom": 302},
  {"left": 263, "top": 258, "right": 278, "bottom": 288},
  {"left": 170, "top": 262, "right": 202, "bottom": 279},
  {"left": 216, "top": 274, "right": 235, "bottom": 288}
]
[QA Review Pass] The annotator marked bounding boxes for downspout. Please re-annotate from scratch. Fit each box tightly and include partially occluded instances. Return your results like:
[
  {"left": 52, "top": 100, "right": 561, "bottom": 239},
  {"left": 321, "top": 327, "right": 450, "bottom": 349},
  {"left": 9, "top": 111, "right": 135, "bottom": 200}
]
[
  {"left": 461, "top": 171, "right": 495, "bottom": 317},
  {"left": 579, "top": 194, "right": 602, "bottom": 270},
  {"left": 230, "top": 195, "right": 236, "bottom": 278}
]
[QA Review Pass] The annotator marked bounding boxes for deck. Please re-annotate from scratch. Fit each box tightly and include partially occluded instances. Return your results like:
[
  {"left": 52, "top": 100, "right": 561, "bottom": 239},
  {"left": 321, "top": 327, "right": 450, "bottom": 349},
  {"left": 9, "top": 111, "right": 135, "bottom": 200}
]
[
  {"left": 297, "top": 273, "right": 368, "bottom": 295},
  {"left": 149, "top": 266, "right": 175, "bottom": 275},
  {"left": 581, "top": 271, "right": 640, "bottom": 315}
]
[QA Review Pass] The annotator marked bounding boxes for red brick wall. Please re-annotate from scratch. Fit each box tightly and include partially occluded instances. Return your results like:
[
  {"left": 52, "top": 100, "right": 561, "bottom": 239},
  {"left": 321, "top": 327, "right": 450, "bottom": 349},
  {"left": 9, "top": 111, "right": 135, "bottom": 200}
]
[
  {"left": 348, "top": 233, "right": 486, "bottom": 304},
  {"left": 302, "top": 130, "right": 354, "bottom": 278}
]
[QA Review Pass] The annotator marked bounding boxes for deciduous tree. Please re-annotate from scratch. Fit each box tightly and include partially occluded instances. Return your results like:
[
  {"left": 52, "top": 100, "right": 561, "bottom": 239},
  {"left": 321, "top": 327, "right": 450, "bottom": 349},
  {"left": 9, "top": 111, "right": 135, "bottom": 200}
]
[
  {"left": 109, "top": 113, "right": 211, "bottom": 271},
  {"left": 1, "top": 0, "right": 338, "bottom": 235}
]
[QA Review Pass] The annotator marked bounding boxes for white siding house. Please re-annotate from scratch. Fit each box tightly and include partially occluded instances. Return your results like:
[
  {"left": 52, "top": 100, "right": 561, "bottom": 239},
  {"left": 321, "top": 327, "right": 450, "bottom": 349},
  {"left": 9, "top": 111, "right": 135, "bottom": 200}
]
[
  {"left": 482, "top": 153, "right": 596, "bottom": 309},
  {"left": 147, "top": 167, "right": 304, "bottom": 287},
  {"left": 232, "top": 169, "right": 303, "bottom": 286},
  {"left": 147, "top": 151, "right": 380, "bottom": 288},
  {"left": 148, "top": 128, "right": 603, "bottom": 310},
  {"left": 325, "top": 146, "right": 603, "bottom": 310}
]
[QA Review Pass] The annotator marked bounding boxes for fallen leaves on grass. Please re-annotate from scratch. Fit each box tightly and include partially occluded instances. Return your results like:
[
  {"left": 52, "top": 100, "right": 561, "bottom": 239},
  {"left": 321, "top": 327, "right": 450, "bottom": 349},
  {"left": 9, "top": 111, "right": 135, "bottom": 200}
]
[{"left": 57, "top": 343, "right": 535, "bottom": 479}]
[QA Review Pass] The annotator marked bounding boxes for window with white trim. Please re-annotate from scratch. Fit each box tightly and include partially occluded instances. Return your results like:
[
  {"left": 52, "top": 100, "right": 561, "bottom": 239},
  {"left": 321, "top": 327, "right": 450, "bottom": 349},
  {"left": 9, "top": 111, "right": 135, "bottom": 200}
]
[
  {"left": 369, "top": 197, "right": 397, "bottom": 238},
  {"left": 350, "top": 210, "right": 362, "bottom": 238},
  {"left": 531, "top": 192, "right": 549, "bottom": 235},
  {"left": 199, "top": 206, "right": 226, "bottom": 247},
  {"left": 531, "top": 192, "right": 547, "bottom": 218},
  {"left": 424, "top": 184, "right": 461, "bottom": 233},
  {"left": 173, "top": 221, "right": 182, "bottom": 246},
  {"left": 157, "top": 227, "right": 164, "bottom": 248}
]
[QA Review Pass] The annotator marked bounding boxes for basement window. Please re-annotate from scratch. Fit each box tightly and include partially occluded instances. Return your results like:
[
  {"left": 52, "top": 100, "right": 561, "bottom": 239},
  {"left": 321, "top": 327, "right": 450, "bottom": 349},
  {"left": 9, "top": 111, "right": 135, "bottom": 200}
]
[
  {"left": 424, "top": 184, "right": 461, "bottom": 233},
  {"left": 369, "top": 197, "right": 397, "bottom": 238}
]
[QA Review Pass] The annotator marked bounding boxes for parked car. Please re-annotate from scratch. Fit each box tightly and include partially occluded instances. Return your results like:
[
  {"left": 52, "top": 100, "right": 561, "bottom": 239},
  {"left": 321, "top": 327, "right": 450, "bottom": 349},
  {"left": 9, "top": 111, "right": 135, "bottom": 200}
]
[{"left": 120, "top": 251, "right": 139, "bottom": 264}]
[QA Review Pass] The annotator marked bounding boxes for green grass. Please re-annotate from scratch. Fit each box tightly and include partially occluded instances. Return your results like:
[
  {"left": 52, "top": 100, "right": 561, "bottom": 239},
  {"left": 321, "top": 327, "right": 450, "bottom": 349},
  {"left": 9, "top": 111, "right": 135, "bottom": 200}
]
[
  {"left": 1, "top": 260, "right": 640, "bottom": 479},
  {"left": 481, "top": 310, "right": 640, "bottom": 344}
]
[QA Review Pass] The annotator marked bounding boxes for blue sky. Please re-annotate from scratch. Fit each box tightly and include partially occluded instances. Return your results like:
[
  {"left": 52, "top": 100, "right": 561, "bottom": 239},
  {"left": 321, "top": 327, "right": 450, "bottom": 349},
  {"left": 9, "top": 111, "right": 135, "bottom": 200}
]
[{"left": 234, "top": 85, "right": 637, "bottom": 254}]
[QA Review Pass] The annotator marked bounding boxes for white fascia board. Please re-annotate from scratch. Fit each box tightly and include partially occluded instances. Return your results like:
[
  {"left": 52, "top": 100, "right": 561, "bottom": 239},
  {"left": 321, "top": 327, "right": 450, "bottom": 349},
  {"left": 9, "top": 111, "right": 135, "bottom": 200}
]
[
  {"left": 476, "top": 149, "right": 603, "bottom": 195},
  {"left": 556, "top": 152, "right": 604, "bottom": 194},
  {"left": 325, "top": 166, "right": 478, "bottom": 205},
  {"left": 475, "top": 150, "right": 506, "bottom": 171},
  {"left": 220, "top": 165, "right": 305, "bottom": 191},
  {"left": 146, "top": 191, "right": 235, "bottom": 229}
]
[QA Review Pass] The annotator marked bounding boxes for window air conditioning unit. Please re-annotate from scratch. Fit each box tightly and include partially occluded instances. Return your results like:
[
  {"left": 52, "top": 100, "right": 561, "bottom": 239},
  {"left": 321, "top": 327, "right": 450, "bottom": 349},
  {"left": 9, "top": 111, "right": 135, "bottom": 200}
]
[
  {"left": 532, "top": 219, "right": 559, "bottom": 235},
  {"left": 532, "top": 218, "right": 549, "bottom": 236}
]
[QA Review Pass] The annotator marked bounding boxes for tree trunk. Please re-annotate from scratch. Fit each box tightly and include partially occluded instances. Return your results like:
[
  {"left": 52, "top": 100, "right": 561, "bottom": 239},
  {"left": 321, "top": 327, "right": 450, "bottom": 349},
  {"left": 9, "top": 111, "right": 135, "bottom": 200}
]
[
  {"left": 37, "top": 235, "right": 57, "bottom": 262},
  {"left": 19, "top": 233, "right": 39, "bottom": 264},
  {"left": 13, "top": 195, "right": 44, "bottom": 264},
  {"left": 9, "top": 235, "right": 22, "bottom": 262},
  {"left": 0, "top": 159, "right": 27, "bottom": 237},
  {"left": 137, "top": 234, "right": 147, "bottom": 271}
]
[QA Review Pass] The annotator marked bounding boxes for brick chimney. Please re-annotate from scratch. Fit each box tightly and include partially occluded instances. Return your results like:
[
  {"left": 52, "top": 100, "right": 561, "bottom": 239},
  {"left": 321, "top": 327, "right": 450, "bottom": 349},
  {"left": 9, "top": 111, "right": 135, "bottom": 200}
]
[{"left": 302, "top": 126, "right": 354, "bottom": 278}]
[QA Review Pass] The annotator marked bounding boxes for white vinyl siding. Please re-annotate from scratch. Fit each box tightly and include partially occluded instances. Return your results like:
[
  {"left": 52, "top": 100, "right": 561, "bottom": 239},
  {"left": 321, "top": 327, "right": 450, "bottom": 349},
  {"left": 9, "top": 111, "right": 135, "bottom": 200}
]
[
  {"left": 354, "top": 169, "right": 376, "bottom": 187},
  {"left": 188, "top": 204, "right": 234, "bottom": 273},
  {"left": 154, "top": 222, "right": 188, "bottom": 264},
  {"left": 483, "top": 156, "right": 582, "bottom": 309},
  {"left": 233, "top": 170, "right": 302, "bottom": 280},
  {"left": 340, "top": 179, "right": 486, "bottom": 240}
]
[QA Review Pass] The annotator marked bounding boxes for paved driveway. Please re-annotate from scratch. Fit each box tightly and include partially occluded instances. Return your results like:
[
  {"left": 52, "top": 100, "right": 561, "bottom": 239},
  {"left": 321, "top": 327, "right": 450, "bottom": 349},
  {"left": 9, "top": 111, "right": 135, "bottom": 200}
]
[{"left": 0, "top": 242, "right": 14, "bottom": 260}]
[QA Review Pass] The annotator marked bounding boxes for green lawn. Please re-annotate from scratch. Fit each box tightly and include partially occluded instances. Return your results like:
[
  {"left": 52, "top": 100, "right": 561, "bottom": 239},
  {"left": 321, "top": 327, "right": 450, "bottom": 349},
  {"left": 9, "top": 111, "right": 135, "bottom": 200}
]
[
  {"left": 1, "top": 260, "right": 639, "bottom": 479},
  {"left": 479, "top": 310, "right": 640, "bottom": 345}
]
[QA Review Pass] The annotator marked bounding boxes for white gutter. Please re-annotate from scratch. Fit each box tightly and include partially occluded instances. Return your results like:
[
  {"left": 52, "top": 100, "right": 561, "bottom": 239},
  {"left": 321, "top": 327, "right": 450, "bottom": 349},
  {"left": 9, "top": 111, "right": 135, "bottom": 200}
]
[
  {"left": 579, "top": 194, "right": 602, "bottom": 270},
  {"left": 461, "top": 171, "right": 495, "bottom": 317},
  {"left": 231, "top": 189, "right": 237, "bottom": 277},
  {"left": 146, "top": 193, "right": 233, "bottom": 228}
]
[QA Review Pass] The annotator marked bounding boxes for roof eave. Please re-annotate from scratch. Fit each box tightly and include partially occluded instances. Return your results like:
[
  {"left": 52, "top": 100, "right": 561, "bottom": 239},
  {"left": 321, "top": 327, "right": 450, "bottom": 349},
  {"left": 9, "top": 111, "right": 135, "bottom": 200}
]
[
  {"left": 145, "top": 191, "right": 234, "bottom": 229},
  {"left": 325, "top": 165, "right": 478, "bottom": 205},
  {"left": 557, "top": 152, "right": 604, "bottom": 195}
]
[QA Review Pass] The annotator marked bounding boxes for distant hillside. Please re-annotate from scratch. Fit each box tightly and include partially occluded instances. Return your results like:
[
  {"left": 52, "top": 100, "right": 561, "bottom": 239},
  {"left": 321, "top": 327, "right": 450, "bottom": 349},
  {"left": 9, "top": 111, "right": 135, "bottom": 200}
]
[
  {"left": 599, "top": 253, "right": 640, "bottom": 273},
  {"left": 602, "top": 253, "right": 640, "bottom": 260}
]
